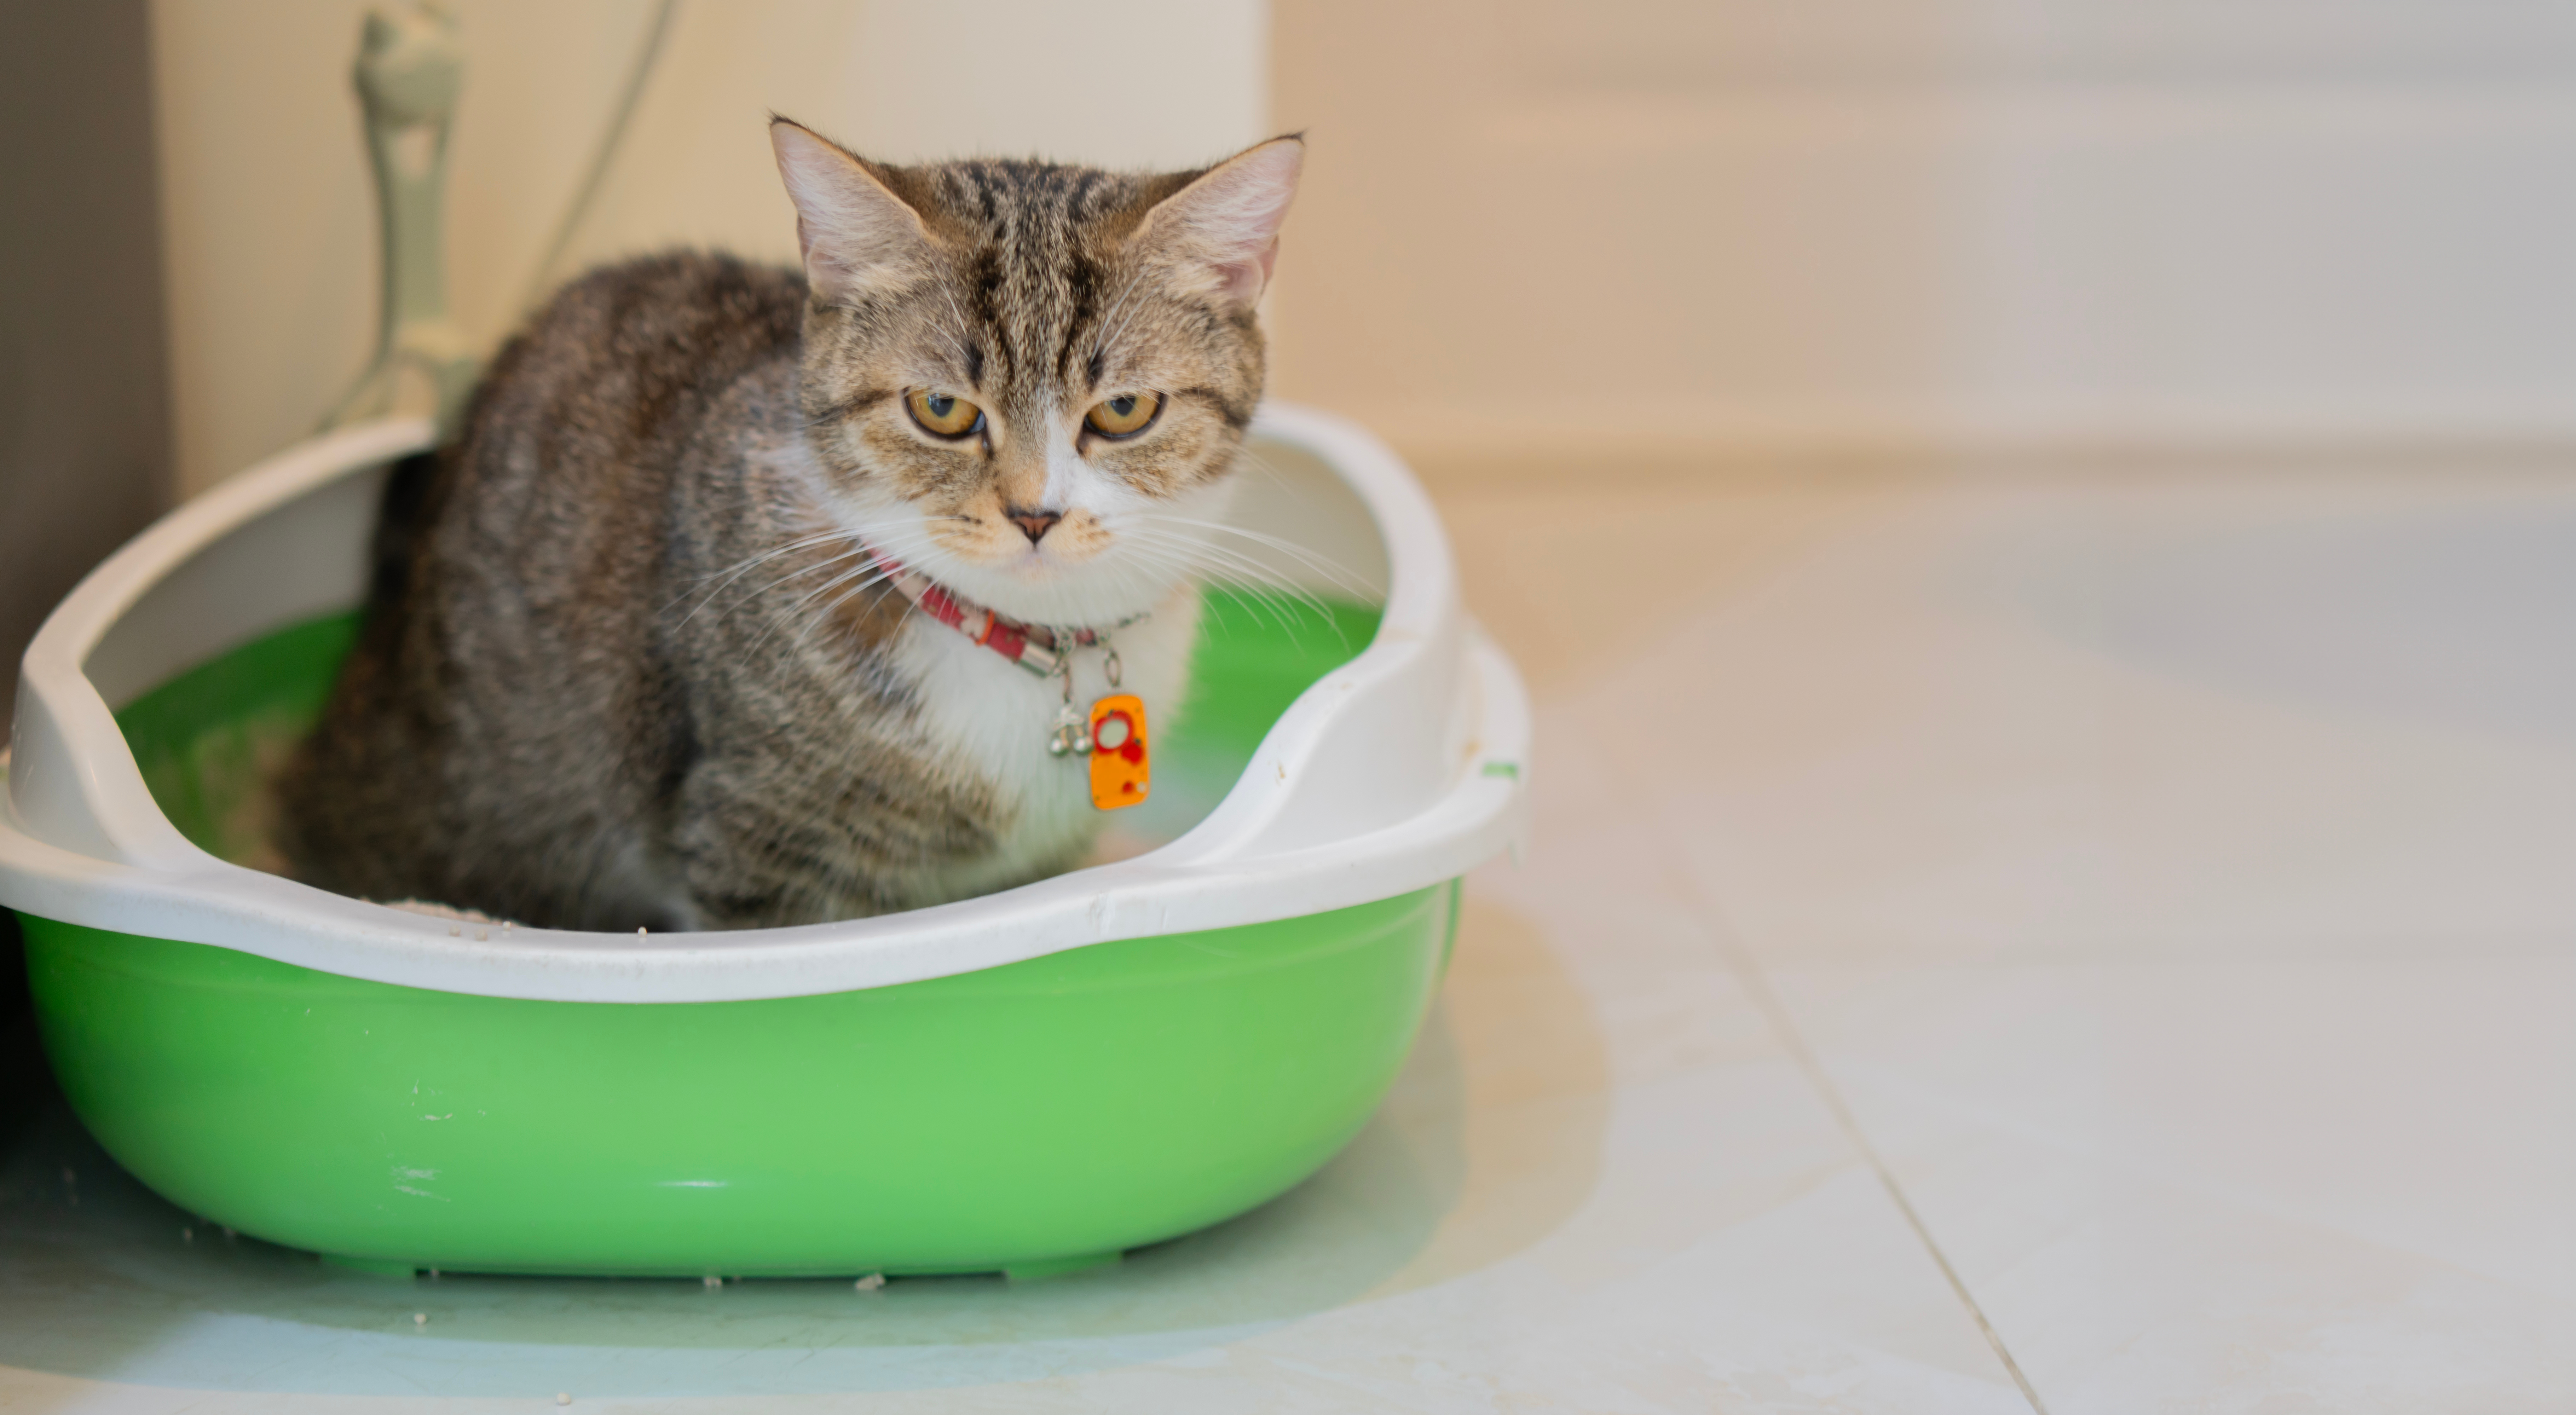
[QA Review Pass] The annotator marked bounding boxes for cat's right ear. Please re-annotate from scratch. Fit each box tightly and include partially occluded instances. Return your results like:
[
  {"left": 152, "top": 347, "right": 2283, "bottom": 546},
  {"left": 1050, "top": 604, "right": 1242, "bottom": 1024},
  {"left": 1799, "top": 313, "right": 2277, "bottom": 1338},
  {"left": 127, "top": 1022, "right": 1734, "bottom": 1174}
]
[{"left": 770, "top": 118, "right": 934, "bottom": 307}]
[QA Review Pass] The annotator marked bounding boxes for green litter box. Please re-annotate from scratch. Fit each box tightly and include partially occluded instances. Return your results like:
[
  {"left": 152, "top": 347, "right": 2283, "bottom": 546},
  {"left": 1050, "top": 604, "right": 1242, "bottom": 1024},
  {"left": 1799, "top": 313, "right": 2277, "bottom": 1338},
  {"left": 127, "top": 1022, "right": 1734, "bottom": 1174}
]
[{"left": 0, "top": 404, "right": 1530, "bottom": 1279}]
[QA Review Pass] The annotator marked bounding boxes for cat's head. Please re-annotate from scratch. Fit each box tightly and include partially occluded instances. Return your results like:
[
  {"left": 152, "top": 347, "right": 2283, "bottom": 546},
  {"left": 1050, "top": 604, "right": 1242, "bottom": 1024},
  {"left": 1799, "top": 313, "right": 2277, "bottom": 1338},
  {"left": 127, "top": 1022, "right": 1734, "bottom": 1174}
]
[{"left": 769, "top": 118, "right": 1301, "bottom": 627}]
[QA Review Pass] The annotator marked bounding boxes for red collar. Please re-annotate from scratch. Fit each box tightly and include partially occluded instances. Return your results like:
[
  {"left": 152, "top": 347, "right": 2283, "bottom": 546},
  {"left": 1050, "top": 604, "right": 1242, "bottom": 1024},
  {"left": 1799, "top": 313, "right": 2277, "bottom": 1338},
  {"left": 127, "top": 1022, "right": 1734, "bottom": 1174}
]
[{"left": 866, "top": 547, "right": 1125, "bottom": 677}]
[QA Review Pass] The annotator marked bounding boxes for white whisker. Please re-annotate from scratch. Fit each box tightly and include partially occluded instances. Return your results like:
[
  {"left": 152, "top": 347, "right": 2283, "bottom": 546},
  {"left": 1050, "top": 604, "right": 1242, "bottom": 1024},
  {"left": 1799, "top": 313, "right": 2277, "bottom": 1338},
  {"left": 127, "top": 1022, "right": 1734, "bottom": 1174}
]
[
  {"left": 669, "top": 529, "right": 859, "bottom": 624},
  {"left": 1087, "top": 261, "right": 1159, "bottom": 371},
  {"left": 755, "top": 562, "right": 904, "bottom": 654},
  {"left": 1137, "top": 515, "right": 1379, "bottom": 600},
  {"left": 1113, "top": 531, "right": 1335, "bottom": 641},
  {"left": 934, "top": 283, "right": 978, "bottom": 374}
]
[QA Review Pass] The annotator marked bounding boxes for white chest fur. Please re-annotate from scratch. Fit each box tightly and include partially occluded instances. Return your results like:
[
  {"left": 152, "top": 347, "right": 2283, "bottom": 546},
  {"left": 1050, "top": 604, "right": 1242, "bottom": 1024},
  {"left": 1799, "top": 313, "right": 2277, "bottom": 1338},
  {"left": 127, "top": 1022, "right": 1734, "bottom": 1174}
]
[{"left": 887, "top": 582, "right": 1201, "bottom": 900}]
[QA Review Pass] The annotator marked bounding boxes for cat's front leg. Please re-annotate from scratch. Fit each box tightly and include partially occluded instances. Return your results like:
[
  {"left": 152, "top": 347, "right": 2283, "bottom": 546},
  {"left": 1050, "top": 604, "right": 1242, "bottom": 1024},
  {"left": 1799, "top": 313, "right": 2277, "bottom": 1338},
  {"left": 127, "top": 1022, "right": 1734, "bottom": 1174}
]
[{"left": 669, "top": 742, "right": 1000, "bottom": 929}]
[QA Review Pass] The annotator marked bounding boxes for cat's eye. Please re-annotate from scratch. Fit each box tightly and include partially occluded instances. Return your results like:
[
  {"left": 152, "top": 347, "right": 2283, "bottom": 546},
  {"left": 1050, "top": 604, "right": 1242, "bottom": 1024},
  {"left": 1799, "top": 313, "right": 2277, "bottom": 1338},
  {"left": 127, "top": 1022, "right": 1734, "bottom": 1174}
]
[
  {"left": 1084, "top": 392, "right": 1162, "bottom": 440},
  {"left": 905, "top": 389, "right": 984, "bottom": 439}
]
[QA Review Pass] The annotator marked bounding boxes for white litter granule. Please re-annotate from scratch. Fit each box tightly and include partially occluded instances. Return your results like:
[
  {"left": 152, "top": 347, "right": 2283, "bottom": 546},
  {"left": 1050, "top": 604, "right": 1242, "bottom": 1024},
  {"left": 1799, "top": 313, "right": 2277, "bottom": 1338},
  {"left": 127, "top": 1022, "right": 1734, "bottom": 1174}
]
[
  {"left": 855, "top": 1273, "right": 885, "bottom": 1292},
  {"left": 703, "top": 1275, "right": 722, "bottom": 1289},
  {"left": 412, "top": 1312, "right": 427, "bottom": 1326},
  {"left": 383, "top": 899, "right": 501, "bottom": 925},
  {"left": 556, "top": 1395, "right": 572, "bottom": 1407}
]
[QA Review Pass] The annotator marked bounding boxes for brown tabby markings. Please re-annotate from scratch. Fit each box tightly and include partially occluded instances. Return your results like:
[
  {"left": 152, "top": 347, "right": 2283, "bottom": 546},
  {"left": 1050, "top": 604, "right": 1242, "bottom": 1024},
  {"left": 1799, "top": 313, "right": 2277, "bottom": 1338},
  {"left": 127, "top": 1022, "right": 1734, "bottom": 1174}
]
[
  {"left": 277, "top": 126, "right": 1300, "bottom": 930},
  {"left": 800, "top": 157, "right": 1262, "bottom": 583}
]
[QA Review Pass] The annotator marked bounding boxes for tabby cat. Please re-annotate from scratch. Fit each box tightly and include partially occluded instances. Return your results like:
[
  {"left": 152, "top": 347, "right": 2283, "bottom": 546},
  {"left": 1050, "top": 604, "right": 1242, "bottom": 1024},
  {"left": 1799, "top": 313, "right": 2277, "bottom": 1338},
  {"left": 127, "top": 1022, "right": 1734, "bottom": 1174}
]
[{"left": 275, "top": 119, "right": 1304, "bottom": 930}]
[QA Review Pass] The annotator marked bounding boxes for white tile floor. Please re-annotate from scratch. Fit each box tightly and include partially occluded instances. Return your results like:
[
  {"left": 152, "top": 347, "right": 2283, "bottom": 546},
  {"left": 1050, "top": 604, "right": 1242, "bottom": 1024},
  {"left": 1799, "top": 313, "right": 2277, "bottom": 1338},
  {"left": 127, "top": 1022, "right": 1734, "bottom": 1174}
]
[{"left": 6, "top": 462, "right": 2572, "bottom": 1410}]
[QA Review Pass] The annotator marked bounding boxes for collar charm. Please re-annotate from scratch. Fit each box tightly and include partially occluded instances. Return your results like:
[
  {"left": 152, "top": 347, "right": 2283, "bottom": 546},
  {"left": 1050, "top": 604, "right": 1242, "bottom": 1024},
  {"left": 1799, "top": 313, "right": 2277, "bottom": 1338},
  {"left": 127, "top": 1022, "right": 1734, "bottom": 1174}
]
[
  {"left": 1086, "top": 693, "right": 1150, "bottom": 809},
  {"left": 1043, "top": 649, "right": 1149, "bottom": 811},
  {"left": 870, "top": 545, "right": 1151, "bottom": 811}
]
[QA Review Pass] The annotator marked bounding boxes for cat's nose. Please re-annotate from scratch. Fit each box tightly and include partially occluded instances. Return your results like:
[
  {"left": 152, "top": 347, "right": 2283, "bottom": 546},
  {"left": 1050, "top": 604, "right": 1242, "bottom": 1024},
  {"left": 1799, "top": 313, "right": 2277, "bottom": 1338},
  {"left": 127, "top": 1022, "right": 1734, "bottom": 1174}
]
[{"left": 1007, "top": 509, "right": 1061, "bottom": 544}]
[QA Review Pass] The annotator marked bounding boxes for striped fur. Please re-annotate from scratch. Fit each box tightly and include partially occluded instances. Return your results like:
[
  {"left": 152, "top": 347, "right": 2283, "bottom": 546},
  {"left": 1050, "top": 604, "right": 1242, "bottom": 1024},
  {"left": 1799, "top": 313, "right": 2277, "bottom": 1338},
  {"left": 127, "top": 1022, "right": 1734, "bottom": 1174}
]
[{"left": 276, "top": 123, "right": 1301, "bottom": 930}]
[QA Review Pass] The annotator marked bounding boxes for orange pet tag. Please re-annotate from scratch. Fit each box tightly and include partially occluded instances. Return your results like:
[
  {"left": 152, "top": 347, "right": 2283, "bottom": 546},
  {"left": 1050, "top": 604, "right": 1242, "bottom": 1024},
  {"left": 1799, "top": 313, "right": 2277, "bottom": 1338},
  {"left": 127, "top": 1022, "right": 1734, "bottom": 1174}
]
[{"left": 1087, "top": 694, "right": 1149, "bottom": 810}]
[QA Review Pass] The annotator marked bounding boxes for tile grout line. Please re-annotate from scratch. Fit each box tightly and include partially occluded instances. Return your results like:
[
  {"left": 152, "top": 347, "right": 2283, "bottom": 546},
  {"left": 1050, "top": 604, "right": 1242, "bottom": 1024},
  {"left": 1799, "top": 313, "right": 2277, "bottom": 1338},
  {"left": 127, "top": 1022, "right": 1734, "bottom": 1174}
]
[{"left": 1670, "top": 865, "right": 2054, "bottom": 1415}]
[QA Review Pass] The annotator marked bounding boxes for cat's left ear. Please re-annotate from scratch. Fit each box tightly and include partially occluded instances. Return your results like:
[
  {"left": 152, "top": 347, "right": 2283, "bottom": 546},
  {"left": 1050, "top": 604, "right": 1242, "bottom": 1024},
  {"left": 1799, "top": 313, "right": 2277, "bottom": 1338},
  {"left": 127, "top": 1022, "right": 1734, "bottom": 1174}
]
[{"left": 1132, "top": 135, "right": 1304, "bottom": 308}]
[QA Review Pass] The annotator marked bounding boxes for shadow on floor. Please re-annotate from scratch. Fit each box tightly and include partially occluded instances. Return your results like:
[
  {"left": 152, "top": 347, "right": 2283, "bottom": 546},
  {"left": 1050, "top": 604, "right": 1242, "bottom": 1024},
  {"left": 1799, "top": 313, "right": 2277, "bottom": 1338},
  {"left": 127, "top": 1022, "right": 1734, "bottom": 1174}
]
[{"left": 0, "top": 896, "right": 1608, "bottom": 1399}]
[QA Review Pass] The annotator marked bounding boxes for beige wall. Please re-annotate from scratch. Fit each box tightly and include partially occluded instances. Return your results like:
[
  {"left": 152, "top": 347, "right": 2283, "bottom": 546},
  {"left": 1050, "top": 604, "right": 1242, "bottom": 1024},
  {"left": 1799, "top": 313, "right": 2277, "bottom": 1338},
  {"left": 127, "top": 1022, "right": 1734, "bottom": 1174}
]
[
  {"left": 151, "top": 0, "right": 1268, "bottom": 496},
  {"left": 1269, "top": 0, "right": 2576, "bottom": 479},
  {"left": 157, "top": 1, "right": 2576, "bottom": 495}
]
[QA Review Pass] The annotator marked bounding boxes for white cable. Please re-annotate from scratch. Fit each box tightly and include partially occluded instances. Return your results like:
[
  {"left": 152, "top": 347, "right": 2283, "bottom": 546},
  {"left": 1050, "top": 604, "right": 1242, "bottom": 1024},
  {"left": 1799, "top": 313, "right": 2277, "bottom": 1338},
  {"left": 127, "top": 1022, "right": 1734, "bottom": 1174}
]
[{"left": 520, "top": 0, "right": 681, "bottom": 313}]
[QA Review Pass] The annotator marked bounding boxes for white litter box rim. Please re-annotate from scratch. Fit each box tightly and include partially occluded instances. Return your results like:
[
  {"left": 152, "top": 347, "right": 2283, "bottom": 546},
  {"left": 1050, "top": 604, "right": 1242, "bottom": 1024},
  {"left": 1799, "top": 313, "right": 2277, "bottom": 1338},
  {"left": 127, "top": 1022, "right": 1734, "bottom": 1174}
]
[{"left": 0, "top": 403, "right": 1529, "bottom": 1003}]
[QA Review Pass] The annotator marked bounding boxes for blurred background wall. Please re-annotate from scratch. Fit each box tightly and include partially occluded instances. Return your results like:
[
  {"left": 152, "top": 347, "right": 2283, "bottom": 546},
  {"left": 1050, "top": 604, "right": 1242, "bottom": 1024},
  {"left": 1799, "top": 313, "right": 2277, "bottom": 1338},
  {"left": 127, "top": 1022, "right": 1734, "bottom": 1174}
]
[
  {"left": 1, "top": 1, "right": 172, "bottom": 730},
  {"left": 1270, "top": 0, "right": 2576, "bottom": 482},
  {"left": 66, "top": 0, "right": 2576, "bottom": 502},
  {"left": 148, "top": 0, "right": 1267, "bottom": 497}
]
